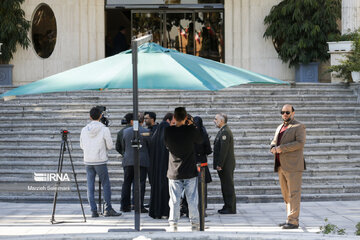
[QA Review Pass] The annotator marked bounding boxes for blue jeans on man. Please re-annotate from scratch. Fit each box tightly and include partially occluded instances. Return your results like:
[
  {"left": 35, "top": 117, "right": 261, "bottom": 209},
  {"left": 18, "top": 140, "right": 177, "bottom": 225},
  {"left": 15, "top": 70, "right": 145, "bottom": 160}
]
[
  {"left": 168, "top": 177, "right": 199, "bottom": 226},
  {"left": 86, "top": 164, "right": 112, "bottom": 212}
]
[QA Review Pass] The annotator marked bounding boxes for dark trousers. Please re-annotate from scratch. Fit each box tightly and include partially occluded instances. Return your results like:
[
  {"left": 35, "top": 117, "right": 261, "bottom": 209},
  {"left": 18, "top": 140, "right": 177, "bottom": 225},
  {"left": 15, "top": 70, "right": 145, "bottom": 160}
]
[
  {"left": 218, "top": 168, "right": 236, "bottom": 212},
  {"left": 121, "top": 166, "right": 147, "bottom": 209}
]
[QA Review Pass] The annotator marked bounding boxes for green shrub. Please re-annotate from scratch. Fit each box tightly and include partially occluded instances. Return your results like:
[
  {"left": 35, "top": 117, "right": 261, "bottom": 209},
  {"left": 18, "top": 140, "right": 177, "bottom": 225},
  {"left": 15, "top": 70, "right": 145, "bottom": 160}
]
[
  {"left": 355, "top": 222, "right": 360, "bottom": 236},
  {"left": 263, "top": 0, "right": 341, "bottom": 68},
  {"left": 0, "top": 0, "right": 30, "bottom": 64},
  {"left": 328, "top": 29, "right": 360, "bottom": 82},
  {"left": 319, "top": 218, "right": 346, "bottom": 235}
]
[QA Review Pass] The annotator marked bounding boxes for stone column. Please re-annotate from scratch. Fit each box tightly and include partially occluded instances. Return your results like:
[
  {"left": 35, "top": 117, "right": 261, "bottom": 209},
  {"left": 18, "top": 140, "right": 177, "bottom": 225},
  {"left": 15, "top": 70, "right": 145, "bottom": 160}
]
[{"left": 342, "top": 0, "right": 360, "bottom": 34}]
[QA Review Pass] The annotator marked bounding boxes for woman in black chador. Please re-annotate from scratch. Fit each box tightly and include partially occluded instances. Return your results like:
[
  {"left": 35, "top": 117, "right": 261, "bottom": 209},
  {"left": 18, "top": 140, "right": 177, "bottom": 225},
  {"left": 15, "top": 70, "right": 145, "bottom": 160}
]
[
  {"left": 148, "top": 113, "right": 173, "bottom": 219},
  {"left": 193, "top": 116, "right": 213, "bottom": 192}
]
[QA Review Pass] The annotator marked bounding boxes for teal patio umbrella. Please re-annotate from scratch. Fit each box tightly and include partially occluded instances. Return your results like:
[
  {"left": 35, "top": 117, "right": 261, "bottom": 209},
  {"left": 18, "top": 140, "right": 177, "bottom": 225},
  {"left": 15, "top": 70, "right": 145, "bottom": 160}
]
[{"left": 1, "top": 42, "right": 286, "bottom": 100}]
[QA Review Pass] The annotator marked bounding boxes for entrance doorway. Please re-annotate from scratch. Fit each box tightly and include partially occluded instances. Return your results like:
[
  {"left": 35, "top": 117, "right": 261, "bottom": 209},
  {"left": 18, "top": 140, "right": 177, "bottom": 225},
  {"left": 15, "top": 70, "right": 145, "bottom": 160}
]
[{"left": 105, "top": 8, "right": 224, "bottom": 62}]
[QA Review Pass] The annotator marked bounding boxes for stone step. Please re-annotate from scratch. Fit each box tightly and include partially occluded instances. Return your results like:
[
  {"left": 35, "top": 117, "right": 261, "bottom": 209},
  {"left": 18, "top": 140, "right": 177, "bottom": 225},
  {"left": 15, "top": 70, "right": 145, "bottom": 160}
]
[
  {"left": 0, "top": 180, "right": 359, "bottom": 203},
  {"left": 0, "top": 87, "right": 356, "bottom": 98},
  {"left": 1, "top": 192, "right": 359, "bottom": 203},
  {"left": 1, "top": 82, "right": 355, "bottom": 91},
  {"left": 1, "top": 98, "right": 359, "bottom": 108},
  {"left": 1, "top": 134, "right": 359, "bottom": 143},
  {"left": 1, "top": 83, "right": 360, "bottom": 203},
  {"left": 1, "top": 142, "right": 359, "bottom": 153},
  {"left": 1, "top": 111, "right": 359, "bottom": 119},
  {"left": 1, "top": 182, "right": 359, "bottom": 196},
  {"left": 1, "top": 98, "right": 357, "bottom": 109},
  {"left": 1, "top": 120, "right": 360, "bottom": 130},
  {"left": 2, "top": 175, "right": 359, "bottom": 188},
  {"left": 2, "top": 135, "right": 360, "bottom": 146},
  {"left": 2, "top": 158, "right": 360, "bottom": 170},
  {"left": 0, "top": 128, "right": 359, "bottom": 138},
  {"left": 2, "top": 150, "right": 360, "bottom": 160},
  {"left": 1, "top": 167, "right": 359, "bottom": 180}
]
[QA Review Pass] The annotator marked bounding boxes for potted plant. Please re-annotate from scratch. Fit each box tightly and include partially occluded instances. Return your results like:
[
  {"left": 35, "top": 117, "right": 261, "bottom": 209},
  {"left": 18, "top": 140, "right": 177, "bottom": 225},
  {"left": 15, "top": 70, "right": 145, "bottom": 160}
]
[
  {"left": 263, "top": 0, "right": 341, "bottom": 82},
  {"left": 0, "top": 0, "right": 30, "bottom": 85},
  {"left": 327, "top": 31, "right": 358, "bottom": 52},
  {"left": 328, "top": 31, "right": 360, "bottom": 82}
]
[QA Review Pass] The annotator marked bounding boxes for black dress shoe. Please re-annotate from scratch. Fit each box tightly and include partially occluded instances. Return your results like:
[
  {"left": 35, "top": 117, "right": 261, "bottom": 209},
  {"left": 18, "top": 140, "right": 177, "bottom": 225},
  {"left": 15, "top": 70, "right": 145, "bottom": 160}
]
[
  {"left": 91, "top": 211, "right": 99, "bottom": 218},
  {"left": 104, "top": 208, "right": 122, "bottom": 217},
  {"left": 217, "top": 207, "right": 226, "bottom": 213},
  {"left": 278, "top": 222, "right": 287, "bottom": 227},
  {"left": 140, "top": 208, "right": 149, "bottom": 213},
  {"left": 282, "top": 223, "right": 299, "bottom": 229},
  {"left": 120, "top": 207, "right": 131, "bottom": 212},
  {"left": 218, "top": 209, "right": 236, "bottom": 214}
]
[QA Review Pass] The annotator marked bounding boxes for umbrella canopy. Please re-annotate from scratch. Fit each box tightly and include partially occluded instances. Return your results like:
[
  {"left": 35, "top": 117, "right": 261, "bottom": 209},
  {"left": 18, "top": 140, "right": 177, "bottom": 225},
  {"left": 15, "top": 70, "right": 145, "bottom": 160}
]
[{"left": 1, "top": 43, "right": 287, "bottom": 99}]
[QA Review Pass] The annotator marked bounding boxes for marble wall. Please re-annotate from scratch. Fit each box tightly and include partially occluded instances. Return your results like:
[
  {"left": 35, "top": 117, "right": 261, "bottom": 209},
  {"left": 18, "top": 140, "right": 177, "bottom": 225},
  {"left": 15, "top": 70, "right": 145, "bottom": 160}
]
[
  {"left": 224, "top": 0, "right": 295, "bottom": 82},
  {"left": 342, "top": 0, "right": 360, "bottom": 34},
  {"left": 224, "top": 0, "right": 334, "bottom": 83},
  {"left": 10, "top": 0, "right": 105, "bottom": 86}
]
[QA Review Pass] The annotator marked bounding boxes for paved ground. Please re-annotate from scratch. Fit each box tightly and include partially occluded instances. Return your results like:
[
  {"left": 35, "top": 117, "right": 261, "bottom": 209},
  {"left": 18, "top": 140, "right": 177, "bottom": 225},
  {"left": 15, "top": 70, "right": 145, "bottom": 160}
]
[{"left": 0, "top": 201, "right": 359, "bottom": 239}]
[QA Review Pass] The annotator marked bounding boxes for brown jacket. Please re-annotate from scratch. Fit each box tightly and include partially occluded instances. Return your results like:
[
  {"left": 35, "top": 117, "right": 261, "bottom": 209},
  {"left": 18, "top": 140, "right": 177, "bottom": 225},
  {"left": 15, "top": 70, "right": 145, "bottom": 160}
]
[{"left": 270, "top": 118, "right": 306, "bottom": 172}]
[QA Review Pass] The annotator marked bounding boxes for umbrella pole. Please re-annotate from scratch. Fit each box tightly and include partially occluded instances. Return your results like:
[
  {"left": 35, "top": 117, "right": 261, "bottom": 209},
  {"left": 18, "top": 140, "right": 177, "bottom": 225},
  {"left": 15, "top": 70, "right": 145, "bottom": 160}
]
[
  {"left": 131, "top": 34, "right": 153, "bottom": 231},
  {"left": 132, "top": 40, "right": 141, "bottom": 231}
]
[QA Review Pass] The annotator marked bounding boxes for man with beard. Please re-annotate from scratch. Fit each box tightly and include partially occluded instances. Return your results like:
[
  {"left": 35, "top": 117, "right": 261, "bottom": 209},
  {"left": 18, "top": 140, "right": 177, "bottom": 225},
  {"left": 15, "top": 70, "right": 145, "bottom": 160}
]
[
  {"left": 144, "top": 112, "right": 158, "bottom": 136},
  {"left": 270, "top": 104, "right": 306, "bottom": 229},
  {"left": 148, "top": 112, "right": 173, "bottom": 219},
  {"left": 213, "top": 113, "right": 236, "bottom": 214}
]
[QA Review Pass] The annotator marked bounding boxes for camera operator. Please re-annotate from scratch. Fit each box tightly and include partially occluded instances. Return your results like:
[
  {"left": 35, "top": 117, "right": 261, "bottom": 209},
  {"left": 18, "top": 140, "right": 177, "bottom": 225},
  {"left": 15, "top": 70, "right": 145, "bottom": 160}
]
[{"left": 80, "top": 106, "right": 121, "bottom": 217}]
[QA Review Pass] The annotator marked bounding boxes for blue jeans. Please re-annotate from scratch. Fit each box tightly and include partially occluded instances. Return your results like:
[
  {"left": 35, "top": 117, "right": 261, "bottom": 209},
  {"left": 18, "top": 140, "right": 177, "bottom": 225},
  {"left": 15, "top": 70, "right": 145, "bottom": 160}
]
[
  {"left": 86, "top": 164, "right": 112, "bottom": 212},
  {"left": 168, "top": 177, "right": 198, "bottom": 225}
]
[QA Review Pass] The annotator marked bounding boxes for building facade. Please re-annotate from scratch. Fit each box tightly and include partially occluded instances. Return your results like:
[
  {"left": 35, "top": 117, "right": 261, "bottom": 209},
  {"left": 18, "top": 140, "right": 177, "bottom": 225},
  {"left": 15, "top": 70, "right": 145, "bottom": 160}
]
[{"left": 8, "top": 0, "right": 360, "bottom": 86}]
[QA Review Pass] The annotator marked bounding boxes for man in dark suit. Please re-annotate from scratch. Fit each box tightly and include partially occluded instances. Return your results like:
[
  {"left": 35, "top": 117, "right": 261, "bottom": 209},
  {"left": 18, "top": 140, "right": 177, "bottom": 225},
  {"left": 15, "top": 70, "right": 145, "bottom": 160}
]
[
  {"left": 213, "top": 113, "right": 236, "bottom": 214},
  {"left": 270, "top": 104, "right": 306, "bottom": 229},
  {"left": 115, "top": 113, "right": 132, "bottom": 156},
  {"left": 120, "top": 113, "right": 151, "bottom": 213}
]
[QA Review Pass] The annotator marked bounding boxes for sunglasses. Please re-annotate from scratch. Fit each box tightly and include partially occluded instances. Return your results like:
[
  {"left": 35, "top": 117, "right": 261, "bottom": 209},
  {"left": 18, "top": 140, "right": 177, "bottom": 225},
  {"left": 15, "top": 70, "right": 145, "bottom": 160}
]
[{"left": 280, "top": 111, "right": 291, "bottom": 115}]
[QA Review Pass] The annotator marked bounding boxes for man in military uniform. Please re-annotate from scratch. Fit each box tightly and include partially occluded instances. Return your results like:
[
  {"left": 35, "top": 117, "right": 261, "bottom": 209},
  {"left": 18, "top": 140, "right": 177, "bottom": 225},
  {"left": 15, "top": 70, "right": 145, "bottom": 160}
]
[{"left": 213, "top": 113, "right": 236, "bottom": 214}]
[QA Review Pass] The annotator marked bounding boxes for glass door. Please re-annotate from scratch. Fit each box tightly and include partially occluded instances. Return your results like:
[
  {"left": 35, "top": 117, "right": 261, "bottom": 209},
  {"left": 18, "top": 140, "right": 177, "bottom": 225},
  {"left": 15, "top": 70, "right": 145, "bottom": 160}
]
[
  {"left": 194, "top": 11, "right": 224, "bottom": 62},
  {"left": 131, "top": 9, "right": 224, "bottom": 62},
  {"left": 164, "top": 12, "right": 193, "bottom": 54},
  {"left": 132, "top": 11, "right": 164, "bottom": 45}
]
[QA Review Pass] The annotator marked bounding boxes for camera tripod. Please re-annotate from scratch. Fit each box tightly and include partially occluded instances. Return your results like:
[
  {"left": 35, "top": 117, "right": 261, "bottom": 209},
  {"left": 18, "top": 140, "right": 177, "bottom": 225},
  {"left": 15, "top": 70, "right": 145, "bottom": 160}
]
[{"left": 50, "top": 130, "right": 86, "bottom": 224}]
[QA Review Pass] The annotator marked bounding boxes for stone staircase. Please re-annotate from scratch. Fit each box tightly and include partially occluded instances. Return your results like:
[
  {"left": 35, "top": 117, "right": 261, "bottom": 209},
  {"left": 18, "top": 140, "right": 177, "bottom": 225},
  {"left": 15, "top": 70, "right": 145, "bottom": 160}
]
[{"left": 0, "top": 83, "right": 360, "bottom": 204}]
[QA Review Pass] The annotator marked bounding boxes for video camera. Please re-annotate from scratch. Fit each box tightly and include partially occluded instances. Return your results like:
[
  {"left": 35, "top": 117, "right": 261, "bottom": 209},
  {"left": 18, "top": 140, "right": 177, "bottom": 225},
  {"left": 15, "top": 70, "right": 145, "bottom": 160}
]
[
  {"left": 60, "top": 129, "right": 69, "bottom": 141},
  {"left": 96, "top": 106, "right": 110, "bottom": 127},
  {"left": 121, "top": 113, "right": 133, "bottom": 125}
]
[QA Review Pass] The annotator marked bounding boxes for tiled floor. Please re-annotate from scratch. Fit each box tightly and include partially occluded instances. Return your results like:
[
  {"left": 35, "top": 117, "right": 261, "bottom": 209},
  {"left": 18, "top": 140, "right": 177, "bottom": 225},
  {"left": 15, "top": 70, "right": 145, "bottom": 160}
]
[{"left": 0, "top": 201, "right": 359, "bottom": 239}]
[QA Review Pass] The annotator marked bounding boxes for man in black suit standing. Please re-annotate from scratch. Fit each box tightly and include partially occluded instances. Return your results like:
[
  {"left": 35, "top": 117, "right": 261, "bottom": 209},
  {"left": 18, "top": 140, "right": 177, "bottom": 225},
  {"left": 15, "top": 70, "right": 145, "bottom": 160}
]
[{"left": 120, "top": 113, "right": 151, "bottom": 213}]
